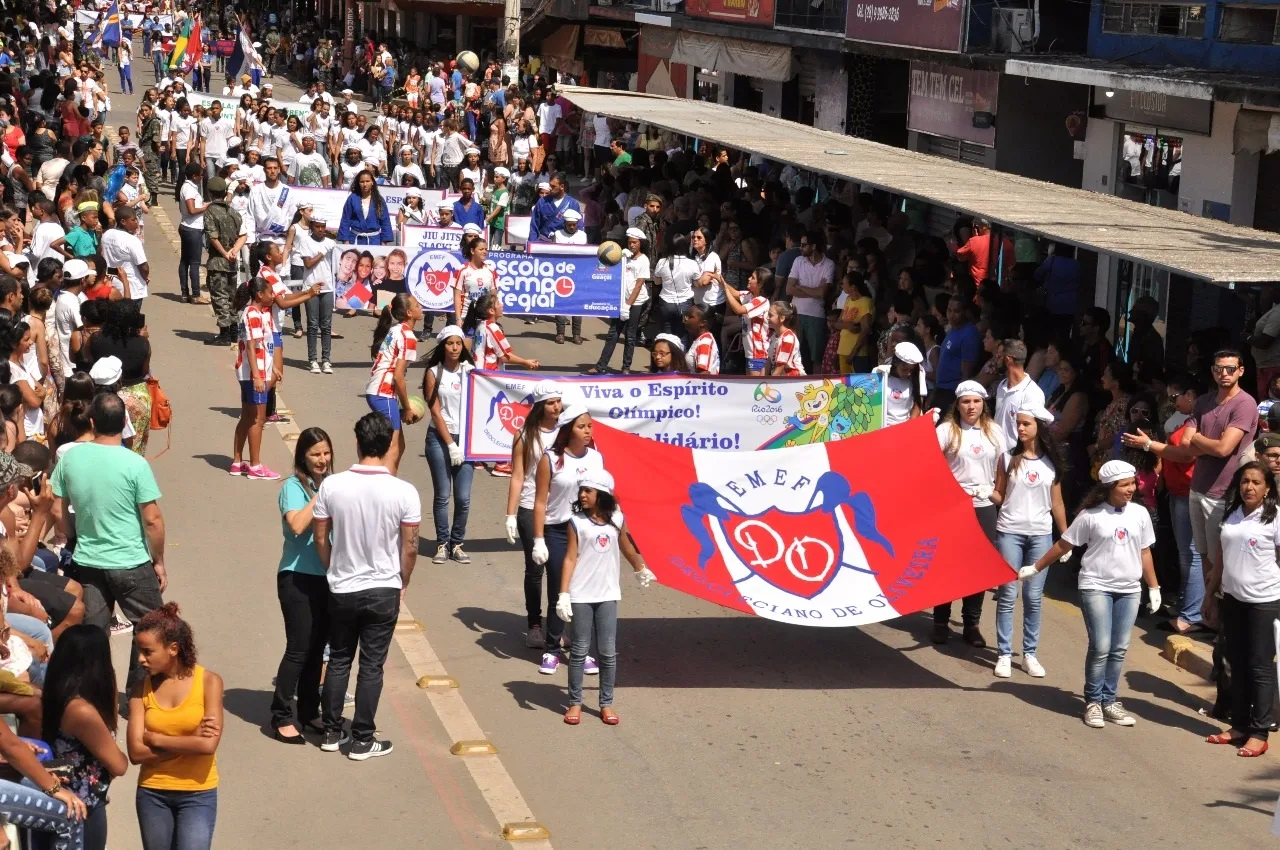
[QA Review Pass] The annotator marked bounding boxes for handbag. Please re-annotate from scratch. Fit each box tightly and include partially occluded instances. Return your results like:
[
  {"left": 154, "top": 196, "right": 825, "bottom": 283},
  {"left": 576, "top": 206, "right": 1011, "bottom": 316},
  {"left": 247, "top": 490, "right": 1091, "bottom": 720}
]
[{"left": 147, "top": 376, "right": 171, "bottom": 430}]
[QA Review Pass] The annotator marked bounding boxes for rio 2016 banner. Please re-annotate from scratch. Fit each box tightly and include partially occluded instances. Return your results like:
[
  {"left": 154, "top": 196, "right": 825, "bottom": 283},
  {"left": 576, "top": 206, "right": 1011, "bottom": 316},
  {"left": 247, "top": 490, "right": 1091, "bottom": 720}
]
[
  {"left": 593, "top": 418, "right": 1013, "bottom": 627},
  {"left": 462, "top": 371, "right": 884, "bottom": 462},
  {"left": 406, "top": 249, "right": 622, "bottom": 318}
]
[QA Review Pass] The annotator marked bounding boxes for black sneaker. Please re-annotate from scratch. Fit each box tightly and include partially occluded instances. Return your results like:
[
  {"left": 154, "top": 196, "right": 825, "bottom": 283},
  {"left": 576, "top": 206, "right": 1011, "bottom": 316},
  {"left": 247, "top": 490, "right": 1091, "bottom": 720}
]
[
  {"left": 348, "top": 737, "right": 394, "bottom": 761},
  {"left": 319, "top": 729, "right": 350, "bottom": 752}
]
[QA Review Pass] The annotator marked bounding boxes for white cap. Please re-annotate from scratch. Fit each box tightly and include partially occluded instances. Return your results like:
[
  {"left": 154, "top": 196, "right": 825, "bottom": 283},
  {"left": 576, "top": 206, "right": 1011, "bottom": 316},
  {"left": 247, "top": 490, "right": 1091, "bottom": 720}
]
[
  {"left": 533, "top": 380, "right": 563, "bottom": 403},
  {"left": 562, "top": 209, "right": 582, "bottom": 223},
  {"left": 462, "top": 223, "right": 483, "bottom": 235},
  {"left": 955, "top": 380, "right": 988, "bottom": 400},
  {"left": 625, "top": 227, "right": 646, "bottom": 242},
  {"left": 493, "top": 166, "right": 510, "bottom": 178},
  {"left": 654, "top": 333, "right": 685, "bottom": 353},
  {"left": 892, "top": 341, "right": 927, "bottom": 396},
  {"left": 89, "top": 356, "right": 123, "bottom": 386},
  {"left": 438, "top": 199, "right": 454, "bottom": 210},
  {"left": 62, "top": 258, "right": 91, "bottom": 280},
  {"left": 342, "top": 88, "right": 354, "bottom": 95},
  {"left": 1098, "top": 459, "right": 1137, "bottom": 485},
  {"left": 464, "top": 146, "right": 480, "bottom": 156},
  {"left": 578, "top": 469, "right": 615, "bottom": 496},
  {"left": 536, "top": 181, "right": 551, "bottom": 191},
  {"left": 405, "top": 187, "right": 421, "bottom": 198},
  {"left": 436, "top": 325, "right": 464, "bottom": 342},
  {"left": 4, "top": 252, "right": 27, "bottom": 268},
  {"left": 557, "top": 403, "right": 590, "bottom": 429},
  {"left": 1017, "top": 400, "right": 1055, "bottom": 424}
]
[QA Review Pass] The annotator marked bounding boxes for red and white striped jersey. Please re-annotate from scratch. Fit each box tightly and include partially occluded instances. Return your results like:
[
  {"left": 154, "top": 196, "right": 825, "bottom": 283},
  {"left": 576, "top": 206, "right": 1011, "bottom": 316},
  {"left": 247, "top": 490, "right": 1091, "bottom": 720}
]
[
  {"left": 262, "top": 266, "right": 289, "bottom": 332},
  {"left": 475, "top": 319, "right": 512, "bottom": 370},
  {"left": 454, "top": 264, "right": 498, "bottom": 316},
  {"left": 744, "top": 296, "right": 770, "bottom": 359},
  {"left": 365, "top": 322, "right": 418, "bottom": 397},
  {"left": 689, "top": 331, "right": 720, "bottom": 375},
  {"left": 770, "top": 327, "right": 805, "bottom": 377},
  {"left": 235, "top": 305, "right": 274, "bottom": 382}
]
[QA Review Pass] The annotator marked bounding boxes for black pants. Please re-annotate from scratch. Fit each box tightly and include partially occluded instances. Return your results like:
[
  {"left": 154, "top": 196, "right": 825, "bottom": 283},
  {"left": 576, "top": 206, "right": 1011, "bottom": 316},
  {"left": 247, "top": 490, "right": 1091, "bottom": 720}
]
[
  {"left": 67, "top": 561, "right": 164, "bottom": 692},
  {"left": 322, "top": 586, "right": 399, "bottom": 743},
  {"left": 933, "top": 503, "right": 998, "bottom": 627},
  {"left": 595, "top": 314, "right": 640, "bottom": 371},
  {"left": 1221, "top": 593, "right": 1280, "bottom": 739},
  {"left": 270, "top": 571, "right": 331, "bottom": 729},
  {"left": 517, "top": 507, "right": 567, "bottom": 648}
]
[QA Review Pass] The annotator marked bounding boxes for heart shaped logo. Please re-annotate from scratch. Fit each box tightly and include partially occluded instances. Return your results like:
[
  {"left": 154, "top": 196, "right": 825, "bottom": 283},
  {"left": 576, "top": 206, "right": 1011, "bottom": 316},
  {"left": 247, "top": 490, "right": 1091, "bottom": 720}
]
[
  {"left": 1115, "top": 528, "right": 1127, "bottom": 541},
  {"left": 496, "top": 400, "right": 529, "bottom": 435},
  {"left": 422, "top": 268, "right": 452, "bottom": 296},
  {"left": 593, "top": 534, "right": 611, "bottom": 552},
  {"left": 971, "top": 444, "right": 983, "bottom": 455},
  {"left": 1027, "top": 471, "right": 1038, "bottom": 484},
  {"left": 1249, "top": 537, "right": 1259, "bottom": 549}
]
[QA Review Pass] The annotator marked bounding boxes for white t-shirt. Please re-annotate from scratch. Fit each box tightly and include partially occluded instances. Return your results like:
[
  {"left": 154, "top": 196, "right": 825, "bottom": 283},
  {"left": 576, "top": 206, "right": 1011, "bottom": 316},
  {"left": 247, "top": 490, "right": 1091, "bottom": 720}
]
[
  {"left": 1219, "top": 505, "right": 1280, "bottom": 603},
  {"left": 536, "top": 102, "right": 562, "bottom": 135},
  {"left": 101, "top": 229, "right": 149, "bottom": 300},
  {"left": 312, "top": 464, "right": 422, "bottom": 593},
  {"left": 655, "top": 256, "right": 699, "bottom": 304},
  {"left": 338, "top": 159, "right": 366, "bottom": 188},
  {"left": 552, "top": 229, "right": 588, "bottom": 245},
  {"left": 296, "top": 232, "right": 335, "bottom": 291},
  {"left": 592, "top": 115, "right": 611, "bottom": 147},
  {"left": 53, "top": 289, "right": 82, "bottom": 378},
  {"left": 545, "top": 447, "right": 604, "bottom": 525},
  {"left": 883, "top": 375, "right": 915, "bottom": 426},
  {"left": 936, "top": 421, "right": 1007, "bottom": 507},
  {"left": 171, "top": 114, "right": 197, "bottom": 149},
  {"left": 428, "top": 363, "right": 471, "bottom": 435},
  {"left": 200, "top": 115, "right": 235, "bottom": 158},
  {"left": 1063, "top": 501, "right": 1155, "bottom": 594},
  {"left": 994, "top": 373, "right": 1047, "bottom": 447},
  {"left": 568, "top": 514, "right": 623, "bottom": 603},
  {"left": 30, "top": 221, "right": 65, "bottom": 263},
  {"left": 621, "top": 252, "right": 650, "bottom": 320},
  {"left": 178, "top": 181, "right": 204, "bottom": 229},
  {"left": 8, "top": 359, "right": 42, "bottom": 436},
  {"left": 693, "top": 251, "right": 723, "bottom": 307},
  {"left": 789, "top": 255, "right": 835, "bottom": 319},
  {"left": 996, "top": 452, "right": 1057, "bottom": 536},
  {"left": 519, "top": 427, "right": 558, "bottom": 510}
]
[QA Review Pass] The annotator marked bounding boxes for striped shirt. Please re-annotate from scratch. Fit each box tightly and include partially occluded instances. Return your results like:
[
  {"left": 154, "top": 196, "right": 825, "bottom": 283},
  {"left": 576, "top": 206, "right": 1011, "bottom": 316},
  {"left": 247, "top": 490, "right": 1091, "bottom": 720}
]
[
  {"left": 235, "top": 305, "right": 273, "bottom": 381},
  {"left": 769, "top": 327, "right": 805, "bottom": 376},
  {"left": 365, "top": 322, "right": 417, "bottom": 397},
  {"left": 689, "top": 332, "right": 720, "bottom": 375}
]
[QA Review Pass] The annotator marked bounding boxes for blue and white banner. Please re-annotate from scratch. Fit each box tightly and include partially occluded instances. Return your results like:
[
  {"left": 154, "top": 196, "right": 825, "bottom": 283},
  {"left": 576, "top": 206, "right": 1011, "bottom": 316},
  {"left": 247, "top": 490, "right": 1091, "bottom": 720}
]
[{"left": 402, "top": 224, "right": 472, "bottom": 254}]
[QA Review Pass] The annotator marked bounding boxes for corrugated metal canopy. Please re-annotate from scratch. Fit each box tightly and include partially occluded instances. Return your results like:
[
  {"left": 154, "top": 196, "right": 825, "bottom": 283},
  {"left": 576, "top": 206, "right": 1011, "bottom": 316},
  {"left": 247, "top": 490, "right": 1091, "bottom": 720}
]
[{"left": 559, "top": 86, "right": 1280, "bottom": 284}]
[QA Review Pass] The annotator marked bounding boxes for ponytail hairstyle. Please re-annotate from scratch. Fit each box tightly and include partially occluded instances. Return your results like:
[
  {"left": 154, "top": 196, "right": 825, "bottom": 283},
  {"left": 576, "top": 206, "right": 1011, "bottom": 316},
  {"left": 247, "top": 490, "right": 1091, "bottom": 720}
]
[
  {"left": 250, "top": 240, "right": 276, "bottom": 277},
  {"left": 136, "top": 602, "right": 198, "bottom": 670},
  {"left": 770, "top": 299, "right": 796, "bottom": 328},
  {"left": 464, "top": 290, "right": 498, "bottom": 335},
  {"left": 233, "top": 275, "right": 270, "bottom": 314},
  {"left": 370, "top": 292, "right": 414, "bottom": 359}
]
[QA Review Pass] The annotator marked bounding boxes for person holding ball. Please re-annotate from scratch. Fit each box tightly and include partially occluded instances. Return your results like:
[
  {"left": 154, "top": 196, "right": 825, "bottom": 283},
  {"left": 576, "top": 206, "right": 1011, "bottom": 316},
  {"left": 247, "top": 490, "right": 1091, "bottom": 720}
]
[{"left": 367, "top": 293, "right": 423, "bottom": 475}]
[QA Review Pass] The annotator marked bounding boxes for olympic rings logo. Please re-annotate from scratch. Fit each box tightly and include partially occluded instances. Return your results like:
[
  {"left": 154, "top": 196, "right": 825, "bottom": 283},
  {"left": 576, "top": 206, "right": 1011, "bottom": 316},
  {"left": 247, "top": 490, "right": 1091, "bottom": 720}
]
[{"left": 757, "top": 414, "right": 777, "bottom": 425}]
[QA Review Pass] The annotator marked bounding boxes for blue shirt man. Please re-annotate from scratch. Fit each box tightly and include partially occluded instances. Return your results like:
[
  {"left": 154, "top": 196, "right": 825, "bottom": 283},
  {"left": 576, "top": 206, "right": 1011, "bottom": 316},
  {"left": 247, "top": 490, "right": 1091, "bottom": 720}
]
[
  {"left": 936, "top": 299, "right": 982, "bottom": 392},
  {"left": 530, "top": 175, "right": 582, "bottom": 241}
]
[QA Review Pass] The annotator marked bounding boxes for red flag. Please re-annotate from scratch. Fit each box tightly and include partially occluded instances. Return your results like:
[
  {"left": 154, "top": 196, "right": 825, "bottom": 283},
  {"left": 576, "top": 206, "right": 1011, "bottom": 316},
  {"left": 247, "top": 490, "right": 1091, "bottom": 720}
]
[{"left": 592, "top": 416, "right": 1013, "bottom": 627}]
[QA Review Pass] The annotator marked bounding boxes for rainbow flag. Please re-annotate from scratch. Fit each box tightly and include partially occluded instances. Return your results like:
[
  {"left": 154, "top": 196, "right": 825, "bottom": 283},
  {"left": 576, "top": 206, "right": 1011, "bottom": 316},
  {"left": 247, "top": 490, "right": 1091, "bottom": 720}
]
[{"left": 167, "top": 15, "right": 202, "bottom": 72}]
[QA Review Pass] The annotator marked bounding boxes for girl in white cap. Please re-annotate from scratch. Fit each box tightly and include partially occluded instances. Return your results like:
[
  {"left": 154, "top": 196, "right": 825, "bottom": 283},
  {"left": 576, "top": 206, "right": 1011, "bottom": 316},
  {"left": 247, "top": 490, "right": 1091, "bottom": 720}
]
[
  {"left": 992, "top": 402, "right": 1068, "bottom": 678},
  {"left": 589, "top": 228, "right": 649, "bottom": 374},
  {"left": 532, "top": 405, "right": 604, "bottom": 675},
  {"left": 460, "top": 148, "right": 486, "bottom": 193},
  {"left": 1024, "top": 459, "right": 1160, "bottom": 728},
  {"left": 874, "top": 341, "right": 927, "bottom": 426},
  {"left": 933, "top": 380, "right": 1006, "bottom": 646},
  {"left": 506, "top": 381, "right": 565, "bottom": 649},
  {"left": 421, "top": 326, "right": 476, "bottom": 565},
  {"left": 650, "top": 334, "right": 689, "bottom": 374},
  {"left": 397, "top": 187, "right": 426, "bottom": 228},
  {"left": 556, "top": 469, "right": 656, "bottom": 725}
]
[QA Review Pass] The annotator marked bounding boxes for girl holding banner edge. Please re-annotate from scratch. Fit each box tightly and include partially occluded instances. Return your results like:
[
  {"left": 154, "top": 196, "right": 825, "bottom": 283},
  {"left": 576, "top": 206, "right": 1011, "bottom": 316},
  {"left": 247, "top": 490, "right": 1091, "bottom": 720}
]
[
  {"left": 506, "top": 382, "right": 566, "bottom": 651},
  {"left": 421, "top": 327, "right": 476, "bottom": 565}
]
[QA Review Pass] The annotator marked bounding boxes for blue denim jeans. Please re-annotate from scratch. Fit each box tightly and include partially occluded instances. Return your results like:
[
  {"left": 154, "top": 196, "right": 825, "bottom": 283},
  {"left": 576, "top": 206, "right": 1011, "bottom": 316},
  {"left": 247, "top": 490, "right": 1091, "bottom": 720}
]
[
  {"left": 304, "top": 291, "right": 335, "bottom": 363},
  {"left": 424, "top": 429, "right": 474, "bottom": 548},
  {"left": 1169, "top": 493, "right": 1204, "bottom": 624},
  {"left": 1079, "top": 589, "right": 1141, "bottom": 705},
  {"left": 994, "top": 532, "right": 1052, "bottom": 657},
  {"left": 136, "top": 787, "right": 217, "bottom": 850},
  {"left": 7, "top": 612, "right": 51, "bottom": 685},
  {"left": 0, "top": 777, "right": 78, "bottom": 849},
  {"left": 568, "top": 600, "right": 618, "bottom": 707}
]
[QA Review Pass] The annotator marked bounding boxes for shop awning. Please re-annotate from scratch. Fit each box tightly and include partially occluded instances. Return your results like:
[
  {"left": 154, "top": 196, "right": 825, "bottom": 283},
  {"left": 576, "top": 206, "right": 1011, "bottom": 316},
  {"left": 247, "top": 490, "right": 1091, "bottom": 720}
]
[{"left": 558, "top": 86, "right": 1280, "bottom": 284}]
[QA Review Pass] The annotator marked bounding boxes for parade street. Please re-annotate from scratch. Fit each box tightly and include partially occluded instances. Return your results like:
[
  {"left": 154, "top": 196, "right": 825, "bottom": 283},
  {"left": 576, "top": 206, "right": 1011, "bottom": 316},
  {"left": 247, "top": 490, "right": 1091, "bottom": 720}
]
[{"left": 94, "top": 74, "right": 1277, "bottom": 850}]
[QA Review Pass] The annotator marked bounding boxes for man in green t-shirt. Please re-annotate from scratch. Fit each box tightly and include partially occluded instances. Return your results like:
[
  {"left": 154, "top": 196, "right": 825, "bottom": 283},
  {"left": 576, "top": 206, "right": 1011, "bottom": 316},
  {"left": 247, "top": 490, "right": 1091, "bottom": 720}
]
[
  {"left": 63, "top": 202, "right": 101, "bottom": 258},
  {"left": 610, "top": 138, "right": 632, "bottom": 170},
  {"left": 51, "top": 393, "right": 165, "bottom": 689}
]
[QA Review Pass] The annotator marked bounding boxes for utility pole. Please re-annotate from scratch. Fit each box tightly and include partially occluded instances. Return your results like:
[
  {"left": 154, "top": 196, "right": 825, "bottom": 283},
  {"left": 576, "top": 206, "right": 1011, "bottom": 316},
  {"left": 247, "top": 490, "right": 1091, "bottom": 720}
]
[{"left": 500, "top": 0, "right": 519, "bottom": 83}]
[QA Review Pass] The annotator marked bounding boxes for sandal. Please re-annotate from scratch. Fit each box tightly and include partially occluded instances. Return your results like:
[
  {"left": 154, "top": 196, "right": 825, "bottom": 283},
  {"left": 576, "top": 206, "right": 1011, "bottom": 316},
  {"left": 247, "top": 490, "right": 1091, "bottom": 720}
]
[
  {"left": 563, "top": 707, "right": 581, "bottom": 726},
  {"left": 1239, "top": 740, "right": 1269, "bottom": 757},
  {"left": 584, "top": 367, "right": 602, "bottom": 375},
  {"left": 292, "top": 328, "right": 304, "bottom": 338},
  {"left": 1206, "top": 731, "right": 1245, "bottom": 745},
  {"left": 601, "top": 708, "right": 619, "bottom": 726}
]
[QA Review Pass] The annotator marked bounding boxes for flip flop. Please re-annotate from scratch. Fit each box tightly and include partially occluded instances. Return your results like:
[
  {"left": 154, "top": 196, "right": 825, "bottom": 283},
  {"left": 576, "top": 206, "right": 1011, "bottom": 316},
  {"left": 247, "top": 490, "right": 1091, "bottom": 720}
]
[
  {"left": 600, "top": 709, "right": 619, "bottom": 726},
  {"left": 563, "top": 709, "right": 581, "bottom": 726}
]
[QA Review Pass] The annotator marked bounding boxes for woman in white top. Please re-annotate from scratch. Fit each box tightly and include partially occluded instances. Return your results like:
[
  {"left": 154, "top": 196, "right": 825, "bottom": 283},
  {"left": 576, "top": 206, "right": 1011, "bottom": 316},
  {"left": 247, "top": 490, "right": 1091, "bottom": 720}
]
[
  {"left": 690, "top": 227, "right": 724, "bottom": 327},
  {"left": 1203, "top": 461, "right": 1280, "bottom": 757},
  {"left": 176, "top": 161, "right": 208, "bottom": 303},
  {"left": 506, "top": 382, "right": 565, "bottom": 650},
  {"left": 556, "top": 469, "right": 655, "bottom": 726},
  {"left": 1026, "top": 460, "right": 1160, "bottom": 729},
  {"left": 589, "top": 228, "right": 649, "bottom": 375},
  {"left": 874, "top": 341, "right": 926, "bottom": 426},
  {"left": 421, "top": 327, "right": 476, "bottom": 565},
  {"left": 991, "top": 403, "right": 1068, "bottom": 679},
  {"left": 654, "top": 233, "right": 699, "bottom": 343},
  {"left": 532, "top": 404, "right": 605, "bottom": 677},
  {"left": 933, "top": 380, "right": 1006, "bottom": 646}
]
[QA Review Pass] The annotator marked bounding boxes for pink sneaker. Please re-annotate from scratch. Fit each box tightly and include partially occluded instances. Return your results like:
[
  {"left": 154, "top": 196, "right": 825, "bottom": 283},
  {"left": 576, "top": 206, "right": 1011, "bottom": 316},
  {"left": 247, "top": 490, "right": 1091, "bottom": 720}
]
[
  {"left": 229, "top": 461, "right": 247, "bottom": 476},
  {"left": 247, "top": 464, "right": 282, "bottom": 481}
]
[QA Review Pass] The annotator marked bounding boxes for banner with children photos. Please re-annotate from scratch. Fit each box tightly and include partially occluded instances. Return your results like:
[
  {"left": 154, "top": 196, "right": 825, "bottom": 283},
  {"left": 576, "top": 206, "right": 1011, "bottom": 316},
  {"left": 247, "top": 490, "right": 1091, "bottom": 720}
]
[
  {"left": 462, "top": 371, "right": 886, "bottom": 462},
  {"left": 330, "top": 245, "right": 414, "bottom": 312}
]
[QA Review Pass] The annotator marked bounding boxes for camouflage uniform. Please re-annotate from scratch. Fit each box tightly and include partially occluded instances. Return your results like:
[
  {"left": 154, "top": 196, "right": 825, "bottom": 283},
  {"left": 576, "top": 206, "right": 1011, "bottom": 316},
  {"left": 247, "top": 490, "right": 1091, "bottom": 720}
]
[
  {"left": 138, "top": 113, "right": 162, "bottom": 192},
  {"left": 203, "top": 199, "right": 243, "bottom": 332}
]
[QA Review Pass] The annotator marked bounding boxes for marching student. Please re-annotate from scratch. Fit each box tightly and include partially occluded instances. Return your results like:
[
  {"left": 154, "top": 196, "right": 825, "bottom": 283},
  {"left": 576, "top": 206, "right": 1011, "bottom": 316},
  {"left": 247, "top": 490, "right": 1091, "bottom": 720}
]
[
  {"left": 532, "top": 404, "right": 604, "bottom": 676},
  {"left": 723, "top": 268, "right": 773, "bottom": 377},
  {"left": 1024, "top": 460, "right": 1160, "bottom": 729},
  {"left": 934, "top": 380, "right": 1006, "bottom": 646},
  {"left": 452, "top": 236, "right": 498, "bottom": 329},
  {"left": 767, "top": 301, "right": 805, "bottom": 377},
  {"left": 421, "top": 326, "right": 476, "bottom": 565},
  {"left": 992, "top": 402, "right": 1069, "bottom": 679},
  {"left": 684, "top": 304, "right": 720, "bottom": 375},
  {"left": 469, "top": 290, "right": 539, "bottom": 479},
  {"left": 506, "top": 382, "right": 566, "bottom": 649},
  {"left": 589, "top": 228, "right": 650, "bottom": 375},
  {"left": 253, "top": 241, "right": 320, "bottom": 423},
  {"left": 874, "top": 341, "right": 927, "bottom": 426},
  {"left": 557, "top": 469, "right": 656, "bottom": 726},
  {"left": 230, "top": 277, "right": 279, "bottom": 481},
  {"left": 366, "top": 293, "right": 423, "bottom": 475},
  {"left": 649, "top": 333, "right": 689, "bottom": 374}
]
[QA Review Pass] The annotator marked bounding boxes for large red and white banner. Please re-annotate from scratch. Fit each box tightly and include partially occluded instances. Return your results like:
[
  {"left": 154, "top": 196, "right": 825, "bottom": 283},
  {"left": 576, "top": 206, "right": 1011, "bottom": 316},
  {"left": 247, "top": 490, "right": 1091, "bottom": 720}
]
[{"left": 593, "top": 417, "right": 1012, "bottom": 627}]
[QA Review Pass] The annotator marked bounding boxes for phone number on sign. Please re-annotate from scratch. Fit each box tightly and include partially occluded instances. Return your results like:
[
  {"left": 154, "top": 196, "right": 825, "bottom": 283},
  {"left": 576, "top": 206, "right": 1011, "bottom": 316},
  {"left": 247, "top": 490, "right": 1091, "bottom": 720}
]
[{"left": 855, "top": 3, "right": 901, "bottom": 22}]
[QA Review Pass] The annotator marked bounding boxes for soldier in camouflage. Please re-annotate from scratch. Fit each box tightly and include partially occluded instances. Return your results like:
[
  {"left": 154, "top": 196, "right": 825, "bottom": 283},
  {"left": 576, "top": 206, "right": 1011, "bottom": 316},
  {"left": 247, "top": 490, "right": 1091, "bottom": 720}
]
[
  {"left": 203, "top": 176, "right": 245, "bottom": 346},
  {"left": 138, "top": 102, "right": 162, "bottom": 193}
]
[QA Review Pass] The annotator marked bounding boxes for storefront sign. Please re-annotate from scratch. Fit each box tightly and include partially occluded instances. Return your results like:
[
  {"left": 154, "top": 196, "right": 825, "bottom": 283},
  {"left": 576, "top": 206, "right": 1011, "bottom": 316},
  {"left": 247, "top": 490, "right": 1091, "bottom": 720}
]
[
  {"left": 1091, "top": 88, "right": 1213, "bottom": 136},
  {"left": 907, "top": 61, "right": 998, "bottom": 147},
  {"left": 685, "top": 0, "right": 776, "bottom": 28},
  {"left": 848, "top": 0, "right": 965, "bottom": 52}
]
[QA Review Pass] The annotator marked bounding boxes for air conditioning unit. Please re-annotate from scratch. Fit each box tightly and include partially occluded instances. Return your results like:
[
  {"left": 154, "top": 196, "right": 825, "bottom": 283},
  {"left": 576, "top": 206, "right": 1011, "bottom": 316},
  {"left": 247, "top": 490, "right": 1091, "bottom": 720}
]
[{"left": 993, "top": 7, "right": 1035, "bottom": 53}]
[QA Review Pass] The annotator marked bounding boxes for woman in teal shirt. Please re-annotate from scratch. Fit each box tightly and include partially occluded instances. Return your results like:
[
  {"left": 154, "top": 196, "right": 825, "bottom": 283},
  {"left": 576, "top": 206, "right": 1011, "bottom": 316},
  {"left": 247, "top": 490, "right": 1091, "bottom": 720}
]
[{"left": 270, "top": 427, "right": 333, "bottom": 743}]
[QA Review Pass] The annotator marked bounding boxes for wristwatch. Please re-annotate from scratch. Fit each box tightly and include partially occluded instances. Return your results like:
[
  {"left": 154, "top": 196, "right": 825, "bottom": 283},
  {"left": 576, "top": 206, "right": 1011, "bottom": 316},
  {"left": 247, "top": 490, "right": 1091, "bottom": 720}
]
[{"left": 44, "top": 778, "right": 62, "bottom": 797}]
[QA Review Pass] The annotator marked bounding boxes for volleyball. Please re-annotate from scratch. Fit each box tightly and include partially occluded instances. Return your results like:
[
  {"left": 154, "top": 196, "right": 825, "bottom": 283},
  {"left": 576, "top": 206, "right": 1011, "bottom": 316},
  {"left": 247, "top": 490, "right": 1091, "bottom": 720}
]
[
  {"left": 405, "top": 395, "right": 427, "bottom": 420},
  {"left": 456, "top": 51, "right": 480, "bottom": 75},
  {"left": 597, "top": 241, "right": 624, "bottom": 266}
]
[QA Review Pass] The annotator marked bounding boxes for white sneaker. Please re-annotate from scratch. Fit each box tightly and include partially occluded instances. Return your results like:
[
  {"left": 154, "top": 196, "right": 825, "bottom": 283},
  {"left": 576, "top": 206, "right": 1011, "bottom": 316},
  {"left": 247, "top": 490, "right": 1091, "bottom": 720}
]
[
  {"left": 1022, "top": 654, "right": 1046, "bottom": 678},
  {"left": 322, "top": 361, "right": 333, "bottom": 374},
  {"left": 993, "top": 655, "right": 1012, "bottom": 678},
  {"left": 1102, "top": 701, "right": 1137, "bottom": 726},
  {"left": 310, "top": 361, "right": 321, "bottom": 374},
  {"left": 1083, "top": 701, "right": 1104, "bottom": 728}
]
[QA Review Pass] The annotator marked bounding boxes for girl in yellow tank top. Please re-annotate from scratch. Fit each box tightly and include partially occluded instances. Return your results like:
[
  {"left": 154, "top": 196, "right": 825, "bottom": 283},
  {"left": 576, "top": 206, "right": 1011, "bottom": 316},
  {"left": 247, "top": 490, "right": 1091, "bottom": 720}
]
[{"left": 127, "top": 603, "right": 224, "bottom": 850}]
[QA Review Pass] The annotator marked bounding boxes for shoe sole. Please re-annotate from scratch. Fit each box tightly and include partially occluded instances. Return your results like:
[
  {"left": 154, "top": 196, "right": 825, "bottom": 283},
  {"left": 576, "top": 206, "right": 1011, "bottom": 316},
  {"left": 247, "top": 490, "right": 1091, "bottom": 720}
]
[
  {"left": 538, "top": 666, "right": 558, "bottom": 675},
  {"left": 1104, "top": 717, "right": 1136, "bottom": 726},
  {"left": 348, "top": 745, "right": 393, "bottom": 761},
  {"left": 320, "top": 739, "right": 349, "bottom": 752}
]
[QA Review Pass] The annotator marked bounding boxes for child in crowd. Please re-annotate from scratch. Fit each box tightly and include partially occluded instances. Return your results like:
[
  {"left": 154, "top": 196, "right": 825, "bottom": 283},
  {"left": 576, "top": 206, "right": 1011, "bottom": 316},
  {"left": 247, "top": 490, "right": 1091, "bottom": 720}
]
[
  {"left": 366, "top": 293, "right": 423, "bottom": 474},
  {"left": 230, "top": 276, "right": 278, "bottom": 480},
  {"left": 684, "top": 305, "right": 719, "bottom": 375},
  {"left": 767, "top": 301, "right": 804, "bottom": 377}
]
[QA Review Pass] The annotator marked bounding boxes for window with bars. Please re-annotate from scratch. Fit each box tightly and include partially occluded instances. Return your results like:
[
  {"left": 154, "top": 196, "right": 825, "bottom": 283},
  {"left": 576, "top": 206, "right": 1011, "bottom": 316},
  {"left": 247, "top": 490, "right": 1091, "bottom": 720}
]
[
  {"left": 775, "top": 0, "right": 847, "bottom": 33},
  {"left": 1219, "top": 5, "right": 1280, "bottom": 44},
  {"left": 1101, "top": 2, "right": 1207, "bottom": 38}
]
